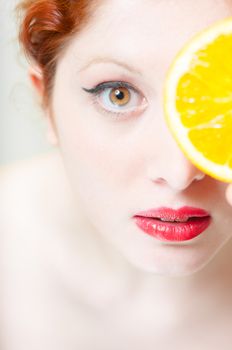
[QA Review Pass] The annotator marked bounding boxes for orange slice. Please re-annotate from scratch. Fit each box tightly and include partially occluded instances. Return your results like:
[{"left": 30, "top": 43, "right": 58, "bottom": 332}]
[{"left": 164, "top": 17, "right": 232, "bottom": 183}]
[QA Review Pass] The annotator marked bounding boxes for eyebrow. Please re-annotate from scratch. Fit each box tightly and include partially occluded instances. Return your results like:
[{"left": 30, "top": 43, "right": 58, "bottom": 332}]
[{"left": 78, "top": 57, "right": 142, "bottom": 75}]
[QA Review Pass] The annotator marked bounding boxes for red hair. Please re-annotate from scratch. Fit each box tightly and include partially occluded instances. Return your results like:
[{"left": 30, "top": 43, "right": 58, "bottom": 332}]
[{"left": 15, "top": 0, "right": 99, "bottom": 108}]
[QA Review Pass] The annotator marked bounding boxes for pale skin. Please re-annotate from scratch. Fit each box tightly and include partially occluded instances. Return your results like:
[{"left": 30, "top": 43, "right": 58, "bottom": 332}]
[{"left": 2, "top": 0, "right": 232, "bottom": 349}]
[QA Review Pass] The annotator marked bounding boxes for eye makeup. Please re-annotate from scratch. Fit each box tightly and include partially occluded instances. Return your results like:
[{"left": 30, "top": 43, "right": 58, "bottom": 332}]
[
  {"left": 82, "top": 81, "right": 138, "bottom": 94},
  {"left": 82, "top": 80, "right": 148, "bottom": 121}
]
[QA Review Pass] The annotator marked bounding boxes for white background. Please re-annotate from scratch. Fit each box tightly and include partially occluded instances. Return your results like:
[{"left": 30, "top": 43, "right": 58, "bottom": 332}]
[{"left": 0, "top": 0, "right": 52, "bottom": 166}]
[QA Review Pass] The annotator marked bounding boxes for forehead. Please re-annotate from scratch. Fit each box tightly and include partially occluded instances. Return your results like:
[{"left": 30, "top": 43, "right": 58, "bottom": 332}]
[{"left": 62, "top": 0, "right": 231, "bottom": 72}]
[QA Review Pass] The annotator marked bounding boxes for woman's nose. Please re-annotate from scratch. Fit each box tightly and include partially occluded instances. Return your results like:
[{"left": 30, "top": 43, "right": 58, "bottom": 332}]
[
  {"left": 151, "top": 158, "right": 206, "bottom": 191},
  {"left": 146, "top": 123, "right": 206, "bottom": 192}
]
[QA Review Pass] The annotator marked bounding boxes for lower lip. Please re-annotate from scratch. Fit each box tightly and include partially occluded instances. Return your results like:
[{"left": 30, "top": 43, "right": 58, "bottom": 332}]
[{"left": 133, "top": 216, "right": 211, "bottom": 242}]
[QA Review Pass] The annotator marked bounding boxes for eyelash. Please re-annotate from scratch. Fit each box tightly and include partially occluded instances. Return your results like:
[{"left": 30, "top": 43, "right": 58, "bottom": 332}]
[{"left": 82, "top": 81, "right": 147, "bottom": 120}]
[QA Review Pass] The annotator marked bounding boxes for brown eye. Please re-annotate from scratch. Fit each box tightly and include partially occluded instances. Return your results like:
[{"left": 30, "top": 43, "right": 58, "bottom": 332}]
[
  {"left": 86, "top": 81, "right": 148, "bottom": 118},
  {"left": 109, "top": 87, "right": 131, "bottom": 106}
]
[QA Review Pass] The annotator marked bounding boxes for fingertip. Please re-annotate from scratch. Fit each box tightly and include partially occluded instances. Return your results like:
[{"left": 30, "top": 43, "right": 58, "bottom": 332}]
[{"left": 225, "top": 184, "right": 232, "bottom": 206}]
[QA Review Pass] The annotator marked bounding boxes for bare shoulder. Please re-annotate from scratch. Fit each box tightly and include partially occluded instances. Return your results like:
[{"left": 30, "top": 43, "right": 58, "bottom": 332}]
[
  {"left": 0, "top": 150, "right": 70, "bottom": 233},
  {"left": 0, "top": 152, "right": 92, "bottom": 347},
  {"left": 0, "top": 149, "right": 64, "bottom": 190}
]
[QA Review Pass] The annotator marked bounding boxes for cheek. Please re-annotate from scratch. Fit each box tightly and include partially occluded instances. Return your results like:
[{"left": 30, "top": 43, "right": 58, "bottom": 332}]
[{"left": 53, "top": 104, "right": 145, "bottom": 200}]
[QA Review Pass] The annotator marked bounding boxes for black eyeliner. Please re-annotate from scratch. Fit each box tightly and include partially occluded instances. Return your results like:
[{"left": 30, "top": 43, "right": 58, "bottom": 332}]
[{"left": 82, "top": 81, "right": 135, "bottom": 94}]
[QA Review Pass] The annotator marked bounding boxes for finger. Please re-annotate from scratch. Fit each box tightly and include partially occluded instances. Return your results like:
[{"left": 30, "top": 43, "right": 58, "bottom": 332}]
[{"left": 225, "top": 183, "right": 232, "bottom": 206}]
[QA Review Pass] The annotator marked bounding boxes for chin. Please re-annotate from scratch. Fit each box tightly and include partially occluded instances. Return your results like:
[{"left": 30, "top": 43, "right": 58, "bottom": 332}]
[{"left": 123, "top": 247, "right": 216, "bottom": 278}]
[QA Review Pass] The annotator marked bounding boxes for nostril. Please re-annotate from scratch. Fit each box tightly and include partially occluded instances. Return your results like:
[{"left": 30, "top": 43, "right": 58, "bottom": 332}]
[{"left": 154, "top": 177, "right": 167, "bottom": 185}]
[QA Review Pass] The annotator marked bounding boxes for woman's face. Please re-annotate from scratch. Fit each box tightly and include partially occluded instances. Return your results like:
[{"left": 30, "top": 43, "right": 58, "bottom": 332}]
[{"left": 46, "top": 0, "right": 232, "bottom": 276}]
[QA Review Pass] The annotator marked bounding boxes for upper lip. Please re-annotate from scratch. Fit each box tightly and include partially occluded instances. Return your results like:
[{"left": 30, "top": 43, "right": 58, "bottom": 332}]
[{"left": 133, "top": 206, "right": 211, "bottom": 222}]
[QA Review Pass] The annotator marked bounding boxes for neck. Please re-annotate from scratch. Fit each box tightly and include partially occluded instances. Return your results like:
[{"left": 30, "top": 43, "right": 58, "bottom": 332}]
[{"left": 110, "top": 237, "right": 232, "bottom": 325}]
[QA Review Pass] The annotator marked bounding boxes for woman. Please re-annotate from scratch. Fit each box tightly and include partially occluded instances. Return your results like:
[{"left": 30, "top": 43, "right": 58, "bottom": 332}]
[{"left": 2, "top": 0, "right": 232, "bottom": 348}]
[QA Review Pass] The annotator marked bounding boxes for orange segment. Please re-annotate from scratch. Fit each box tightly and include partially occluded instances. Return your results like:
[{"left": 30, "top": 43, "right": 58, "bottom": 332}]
[{"left": 164, "top": 17, "right": 232, "bottom": 183}]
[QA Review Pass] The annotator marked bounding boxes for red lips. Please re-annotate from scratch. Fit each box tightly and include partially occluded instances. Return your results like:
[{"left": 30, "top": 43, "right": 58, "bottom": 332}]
[
  {"left": 134, "top": 206, "right": 210, "bottom": 221},
  {"left": 133, "top": 206, "right": 211, "bottom": 242}
]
